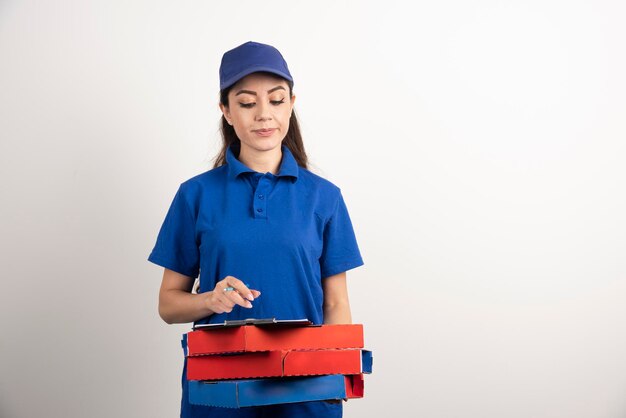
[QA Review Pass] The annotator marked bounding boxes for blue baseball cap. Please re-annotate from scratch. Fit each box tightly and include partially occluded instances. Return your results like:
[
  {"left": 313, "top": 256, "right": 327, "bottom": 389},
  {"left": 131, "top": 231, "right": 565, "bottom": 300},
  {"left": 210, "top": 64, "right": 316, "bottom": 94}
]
[{"left": 219, "top": 41, "right": 293, "bottom": 91}]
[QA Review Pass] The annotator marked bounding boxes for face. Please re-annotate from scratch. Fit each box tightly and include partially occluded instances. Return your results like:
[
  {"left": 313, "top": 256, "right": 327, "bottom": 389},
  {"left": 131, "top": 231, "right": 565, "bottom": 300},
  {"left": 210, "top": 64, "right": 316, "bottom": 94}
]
[{"left": 220, "top": 72, "right": 296, "bottom": 155}]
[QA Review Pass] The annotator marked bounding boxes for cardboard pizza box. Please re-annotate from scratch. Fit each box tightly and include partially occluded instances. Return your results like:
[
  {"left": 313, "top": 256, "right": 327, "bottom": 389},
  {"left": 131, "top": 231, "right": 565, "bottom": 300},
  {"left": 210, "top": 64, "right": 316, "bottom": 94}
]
[
  {"left": 187, "top": 348, "right": 372, "bottom": 380},
  {"left": 186, "top": 323, "right": 364, "bottom": 356},
  {"left": 188, "top": 374, "right": 365, "bottom": 408}
]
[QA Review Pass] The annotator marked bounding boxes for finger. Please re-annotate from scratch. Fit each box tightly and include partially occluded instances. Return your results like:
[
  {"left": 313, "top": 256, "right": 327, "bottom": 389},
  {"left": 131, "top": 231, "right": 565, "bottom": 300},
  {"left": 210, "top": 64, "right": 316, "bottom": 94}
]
[
  {"left": 224, "top": 277, "right": 254, "bottom": 301},
  {"left": 217, "top": 278, "right": 244, "bottom": 298},
  {"left": 223, "top": 290, "right": 253, "bottom": 308},
  {"left": 251, "top": 289, "right": 261, "bottom": 298},
  {"left": 218, "top": 294, "right": 236, "bottom": 309},
  {"left": 212, "top": 301, "right": 232, "bottom": 314}
]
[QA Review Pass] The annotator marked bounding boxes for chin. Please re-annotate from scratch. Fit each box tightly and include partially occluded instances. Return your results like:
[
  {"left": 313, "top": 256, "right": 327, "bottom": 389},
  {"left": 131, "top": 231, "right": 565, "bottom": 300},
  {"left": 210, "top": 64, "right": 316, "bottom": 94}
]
[{"left": 242, "top": 138, "right": 282, "bottom": 152}]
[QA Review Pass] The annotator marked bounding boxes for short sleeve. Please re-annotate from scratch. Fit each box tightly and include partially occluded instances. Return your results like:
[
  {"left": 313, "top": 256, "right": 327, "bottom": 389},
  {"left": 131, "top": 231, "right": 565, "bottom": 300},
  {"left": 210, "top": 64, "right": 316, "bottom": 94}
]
[
  {"left": 147, "top": 184, "right": 200, "bottom": 278},
  {"left": 319, "top": 189, "right": 364, "bottom": 279}
]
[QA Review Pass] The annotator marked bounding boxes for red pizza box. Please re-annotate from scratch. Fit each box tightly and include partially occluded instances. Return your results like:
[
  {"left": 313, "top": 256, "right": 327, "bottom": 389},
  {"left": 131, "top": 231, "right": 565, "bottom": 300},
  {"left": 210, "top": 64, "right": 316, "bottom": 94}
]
[
  {"left": 187, "top": 323, "right": 364, "bottom": 356},
  {"left": 345, "top": 373, "right": 364, "bottom": 398},
  {"left": 187, "top": 348, "right": 371, "bottom": 381}
]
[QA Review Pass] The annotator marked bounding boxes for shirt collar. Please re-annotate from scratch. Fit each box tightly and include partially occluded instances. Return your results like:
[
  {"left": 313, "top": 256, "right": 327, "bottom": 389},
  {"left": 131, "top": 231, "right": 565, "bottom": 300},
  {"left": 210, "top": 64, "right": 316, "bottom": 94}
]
[{"left": 226, "top": 142, "right": 299, "bottom": 182}]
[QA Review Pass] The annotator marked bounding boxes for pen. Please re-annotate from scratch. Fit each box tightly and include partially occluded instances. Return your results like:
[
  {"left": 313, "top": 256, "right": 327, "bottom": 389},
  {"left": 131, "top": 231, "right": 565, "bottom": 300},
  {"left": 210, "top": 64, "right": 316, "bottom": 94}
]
[{"left": 223, "top": 282, "right": 252, "bottom": 292}]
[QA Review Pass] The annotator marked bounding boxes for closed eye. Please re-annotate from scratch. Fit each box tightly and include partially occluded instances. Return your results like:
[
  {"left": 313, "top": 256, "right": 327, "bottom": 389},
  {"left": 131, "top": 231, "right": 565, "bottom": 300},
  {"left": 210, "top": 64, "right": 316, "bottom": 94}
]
[{"left": 238, "top": 99, "right": 285, "bottom": 109}]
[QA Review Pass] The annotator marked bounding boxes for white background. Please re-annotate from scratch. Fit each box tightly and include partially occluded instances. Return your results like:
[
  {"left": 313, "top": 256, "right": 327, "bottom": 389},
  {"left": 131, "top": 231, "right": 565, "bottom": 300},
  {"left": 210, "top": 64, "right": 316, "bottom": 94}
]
[{"left": 1, "top": 1, "right": 625, "bottom": 417}]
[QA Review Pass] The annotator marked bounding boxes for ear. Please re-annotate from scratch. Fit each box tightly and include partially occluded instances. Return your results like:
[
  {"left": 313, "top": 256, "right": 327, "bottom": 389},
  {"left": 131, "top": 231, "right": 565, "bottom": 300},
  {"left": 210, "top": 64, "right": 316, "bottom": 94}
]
[
  {"left": 289, "top": 94, "right": 296, "bottom": 116},
  {"left": 219, "top": 102, "right": 233, "bottom": 125}
]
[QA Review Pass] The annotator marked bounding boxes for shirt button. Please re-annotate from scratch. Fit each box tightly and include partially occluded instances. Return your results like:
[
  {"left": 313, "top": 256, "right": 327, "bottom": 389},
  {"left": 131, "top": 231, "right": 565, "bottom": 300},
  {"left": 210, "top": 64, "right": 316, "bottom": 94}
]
[
  {"left": 257, "top": 194, "right": 264, "bottom": 200},
  {"left": 257, "top": 208, "right": 263, "bottom": 213}
]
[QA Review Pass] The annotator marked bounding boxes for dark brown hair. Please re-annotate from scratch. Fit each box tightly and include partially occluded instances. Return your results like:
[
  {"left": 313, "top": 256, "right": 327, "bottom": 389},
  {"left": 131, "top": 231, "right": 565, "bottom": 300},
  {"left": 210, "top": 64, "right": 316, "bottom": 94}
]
[{"left": 212, "top": 72, "right": 309, "bottom": 169}]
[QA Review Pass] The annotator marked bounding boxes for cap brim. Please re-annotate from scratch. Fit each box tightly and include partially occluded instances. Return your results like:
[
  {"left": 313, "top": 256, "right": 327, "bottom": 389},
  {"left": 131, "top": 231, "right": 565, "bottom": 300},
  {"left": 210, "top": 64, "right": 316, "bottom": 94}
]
[{"left": 220, "top": 65, "right": 293, "bottom": 91}]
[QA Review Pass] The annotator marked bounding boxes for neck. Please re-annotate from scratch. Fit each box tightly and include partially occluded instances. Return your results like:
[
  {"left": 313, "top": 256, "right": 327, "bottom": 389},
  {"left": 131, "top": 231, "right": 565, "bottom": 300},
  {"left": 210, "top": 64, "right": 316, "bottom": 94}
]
[{"left": 237, "top": 143, "right": 282, "bottom": 175}]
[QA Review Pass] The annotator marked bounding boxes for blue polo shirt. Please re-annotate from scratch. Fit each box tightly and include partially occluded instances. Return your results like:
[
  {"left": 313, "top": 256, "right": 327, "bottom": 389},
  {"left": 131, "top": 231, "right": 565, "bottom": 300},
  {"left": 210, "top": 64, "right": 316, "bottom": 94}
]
[{"left": 148, "top": 142, "right": 364, "bottom": 417}]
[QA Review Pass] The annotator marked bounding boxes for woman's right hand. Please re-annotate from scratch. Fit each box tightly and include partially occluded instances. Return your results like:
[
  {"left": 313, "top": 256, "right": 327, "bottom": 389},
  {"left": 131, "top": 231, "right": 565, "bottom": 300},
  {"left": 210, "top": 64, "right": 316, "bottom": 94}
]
[{"left": 204, "top": 275, "right": 261, "bottom": 314}]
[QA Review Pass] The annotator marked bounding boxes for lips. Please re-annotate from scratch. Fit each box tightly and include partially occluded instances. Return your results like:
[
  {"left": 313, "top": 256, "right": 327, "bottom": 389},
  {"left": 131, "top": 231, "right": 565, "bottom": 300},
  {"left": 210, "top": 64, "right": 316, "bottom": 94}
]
[{"left": 254, "top": 128, "right": 276, "bottom": 137}]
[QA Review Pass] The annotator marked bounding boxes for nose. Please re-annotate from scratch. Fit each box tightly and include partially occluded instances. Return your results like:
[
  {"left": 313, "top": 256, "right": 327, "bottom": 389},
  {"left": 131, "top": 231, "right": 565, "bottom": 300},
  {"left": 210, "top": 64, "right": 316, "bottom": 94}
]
[{"left": 255, "top": 100, "right": 272, "bottom": 121}]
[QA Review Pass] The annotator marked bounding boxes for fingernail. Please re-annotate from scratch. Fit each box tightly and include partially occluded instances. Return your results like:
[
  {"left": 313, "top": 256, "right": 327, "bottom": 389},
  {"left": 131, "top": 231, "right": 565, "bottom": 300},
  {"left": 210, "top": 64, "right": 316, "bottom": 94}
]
[
  {"left": 246, "top": 302, "right": 253, "bottom": 308},
  {"left": 247, "top": 293, "right": 254, "bottom": 301}
]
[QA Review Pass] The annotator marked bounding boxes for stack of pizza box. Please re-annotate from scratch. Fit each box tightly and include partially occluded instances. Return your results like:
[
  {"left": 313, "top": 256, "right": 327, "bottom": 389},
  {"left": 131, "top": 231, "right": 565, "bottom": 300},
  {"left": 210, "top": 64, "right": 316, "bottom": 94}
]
[{"left": 182, "top": 318, "right": 373, "bottom": 408}]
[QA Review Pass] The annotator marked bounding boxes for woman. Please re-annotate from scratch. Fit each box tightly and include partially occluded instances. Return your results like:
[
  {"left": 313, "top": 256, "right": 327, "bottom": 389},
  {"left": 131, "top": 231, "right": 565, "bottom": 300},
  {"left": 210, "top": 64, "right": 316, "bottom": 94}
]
[{"left": 148, "top": 41, "right": 364, "bottom": 418}]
